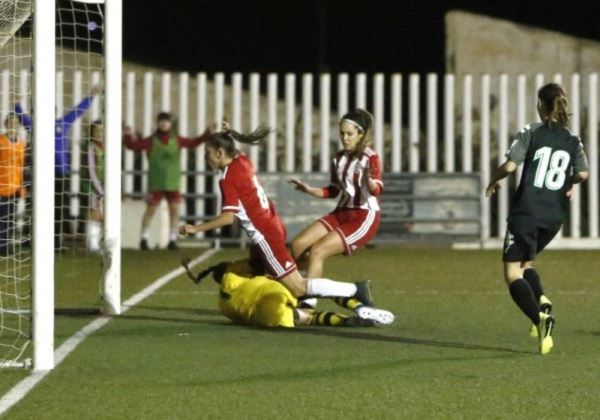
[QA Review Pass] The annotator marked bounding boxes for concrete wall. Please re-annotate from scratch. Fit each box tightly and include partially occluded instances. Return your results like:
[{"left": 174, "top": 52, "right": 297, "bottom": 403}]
[{"left": 446, "top": 10, "right": 600, "bottom": 77}]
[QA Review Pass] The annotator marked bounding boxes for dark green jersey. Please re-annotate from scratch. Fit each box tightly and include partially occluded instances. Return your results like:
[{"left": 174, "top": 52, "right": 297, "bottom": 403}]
[{"left": 507, "top": 122, "right": 589, "bottom": 229}]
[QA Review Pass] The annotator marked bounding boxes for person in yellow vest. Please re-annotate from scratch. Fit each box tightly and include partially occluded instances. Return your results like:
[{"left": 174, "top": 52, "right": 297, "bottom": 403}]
[
  {"left": 0, "top": 113, "right": 26, "bottom": 256},
  {"left": 123, "top": 112, "right": 211, "bottom": 250},
  {"left": 80, "top": 120, "right": 104, "bottom": 253},
  {"left": 181, "top": 257, "right": 391, "bottom": 328}
]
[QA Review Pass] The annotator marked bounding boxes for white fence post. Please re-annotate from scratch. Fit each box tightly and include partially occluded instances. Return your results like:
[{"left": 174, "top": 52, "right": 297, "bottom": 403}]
[
  {"left": 374, "top": 73, "right": 384, "bottom": 171},
  {"left": 444, "top": 74, "right": 455, "bottom": 173},
  {"left": 588, "top": 73, "right": 598, "bottom": 238},
  {"left": 195, "top": 72, "right": 207, "bottom": 237},
  {"left": 267, "top": 73, "right": 278, "bottom": 172},
  {"left": 391, "top": 73, "right": 402, "bottom": 173},
  {"left": 426, "top": 73, "right": 437, "bottom": 173},
  {"left": 355, "top": 72, "right": 367, "bottom": 110},
  {"left": 480, "top": 74, "right": 491, "bottom": 241},
  {"left": 320, "top": 73, "right": 331, "bottom": 172},
  {"left": 124, "top": 72, "right": 135, "bottom": 195},
  {"left": 337, "top": 73, "right": 348, "bottom": 118},
  {"left": 570, "top": 73, "right": 581, "bottom": 238},
  {"left": 302, "top": 73, "right": 313, "bottom": 173},
  {"left": 179, "top": 72, "right": 189, "bottom": 220},
  {"left": 142, "top": 72, "right": 153, "bottom": 193},
  {"left": 285, "top": 73, "right": 296, "bottom": 173},
  {"left": 249, "top": 73, "right": 260, "bottom": 166},
  {"left": 409, "top": 73, "right": 420, "bottom": 173},
  {"left": 498, "top": 74, "right": 509, "bottom": 236},
  {"left": 515, "top": 74, "right": 527, "bottom": 186},
  {"left": 462, "top": 74, "right": 472, "bottom": 173}
]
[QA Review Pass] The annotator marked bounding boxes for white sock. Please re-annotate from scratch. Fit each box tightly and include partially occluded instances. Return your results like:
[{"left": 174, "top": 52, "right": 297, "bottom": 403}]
[
  {"left": 87, "top": 221, "right": 101, "bottom": 252},
  {"left": 306, "top": 278, "right": 357, "bottom": 298},
  {"left": 140, "top": 227, "right": 149, "bottom": 240},
  {"left": 169, "top": 229, "right": 178, "bottom": 242}
]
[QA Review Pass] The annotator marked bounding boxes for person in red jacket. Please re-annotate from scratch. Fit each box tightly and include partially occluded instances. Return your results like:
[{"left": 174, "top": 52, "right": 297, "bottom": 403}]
[{"left": 123, "top": 112, "right": 211, "bottom": 250}]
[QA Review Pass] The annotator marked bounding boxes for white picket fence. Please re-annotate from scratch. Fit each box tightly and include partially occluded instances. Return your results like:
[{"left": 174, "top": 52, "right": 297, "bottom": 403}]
[{"left": 1, "top": 70, "right": 599, "bottom": 244}]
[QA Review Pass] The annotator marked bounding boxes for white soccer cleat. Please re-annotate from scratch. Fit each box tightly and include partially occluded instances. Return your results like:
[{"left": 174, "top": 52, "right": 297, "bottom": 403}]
[{"left": 355, "top": 306, "right": 395, "bottom": 325}]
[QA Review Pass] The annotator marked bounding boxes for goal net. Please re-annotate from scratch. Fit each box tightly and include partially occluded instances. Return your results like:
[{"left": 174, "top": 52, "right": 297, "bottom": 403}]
[
  {"left": 0, "top": 0, "right": 32, "bottom": 369},
  {"left": 1, "top": 0, "right": 108, "bottom": 369}
]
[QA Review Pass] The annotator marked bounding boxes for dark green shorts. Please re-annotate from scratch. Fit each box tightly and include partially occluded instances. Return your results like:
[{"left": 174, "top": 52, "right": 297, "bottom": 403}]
[{"left": 502, "top": 222, "right": 560, "bottom": 262}]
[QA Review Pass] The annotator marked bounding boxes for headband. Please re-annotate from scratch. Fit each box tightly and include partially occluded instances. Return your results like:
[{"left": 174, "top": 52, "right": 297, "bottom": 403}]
[{"left": 341, "top": 118, "right": 364, "bottom": 132}]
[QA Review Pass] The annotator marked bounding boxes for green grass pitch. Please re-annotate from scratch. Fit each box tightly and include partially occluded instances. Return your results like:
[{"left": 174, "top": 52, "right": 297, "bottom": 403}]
[{"left": 1, "top": 246, "right": 599, "bottom": 418}]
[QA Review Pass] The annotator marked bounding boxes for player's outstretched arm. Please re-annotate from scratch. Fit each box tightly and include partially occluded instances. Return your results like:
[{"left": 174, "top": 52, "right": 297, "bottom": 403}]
[
  {"left": 180, "top": 212, "right": 235, "bottom": 235},
  {"left": 288, "top": 179, "right": 326, "bottom": 198},
  {"left": 486, "top": 160, "right": 517, "bottom": 197}
]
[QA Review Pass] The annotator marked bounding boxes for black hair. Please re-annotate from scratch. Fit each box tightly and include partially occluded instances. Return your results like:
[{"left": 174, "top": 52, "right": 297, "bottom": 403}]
[
  {"left": 206, "top": 125, "right": 272, "bottom": 157},
  {"left": 340, "top": 108, "right": 374, "bottom": 157},
  {"left": 156, "top": 111, "right": 172, "bottom": 122},
  {"left": 195, "top": 261, "right": 231, "bottom": 284},
  {"left": 538, "top": 83, "right": 569, "bottom": 127}
]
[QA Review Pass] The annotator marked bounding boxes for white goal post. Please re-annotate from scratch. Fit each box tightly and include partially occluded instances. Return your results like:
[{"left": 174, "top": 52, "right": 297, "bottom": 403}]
[{"left": 31, "top": 0, "right": 122, "bottom": 371}]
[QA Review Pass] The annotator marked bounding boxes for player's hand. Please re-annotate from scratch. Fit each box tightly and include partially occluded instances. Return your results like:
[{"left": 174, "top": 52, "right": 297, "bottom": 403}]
[
  {"left": 221, "top": 120, "right": 231, "bottom": 132},
  {"left": 288, "top": 179, "right": 310, "bottom": 193},
  {"left": 123, "top": 126, "right": 133, "bottom": 137},
  {"left": 565, "top": 184, "right": 574, "bottom": 200},
  {"left": 485, "top": 181, "right": 500, "bottom": 197},
  {"left": 179, "top": 224, "right": 197, "bottom": 236},
  {"left": 91, "top": 84, "right": 103, "bottom": 96}
]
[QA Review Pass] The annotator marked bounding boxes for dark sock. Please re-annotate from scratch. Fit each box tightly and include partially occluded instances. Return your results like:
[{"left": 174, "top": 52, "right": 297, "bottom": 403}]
[
  {"left": 310, "top": 311, "right": 346, "bottom": 326},
  {"left": 333, "top": 297, "right": 362, "bottom": 310},
  {"left": 523, "top": 268, "right": 544, "bottom": 301},
  {"left": 509, "top": 279, "right": 540, "bottom": 325}
]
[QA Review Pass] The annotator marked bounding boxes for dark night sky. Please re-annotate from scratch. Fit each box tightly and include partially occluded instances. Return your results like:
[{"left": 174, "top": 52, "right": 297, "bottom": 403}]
[{"left": 122, "top": 0, "right": 600, "bottom": 74}]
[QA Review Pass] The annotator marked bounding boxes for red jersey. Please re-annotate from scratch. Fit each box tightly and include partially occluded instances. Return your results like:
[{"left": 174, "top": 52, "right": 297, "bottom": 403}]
[
  {"left": 220, "top": 154, "right": 282, "bottom": 242},
  {"left": 323, "top": 147, "right": 383, "bottom": 211}
]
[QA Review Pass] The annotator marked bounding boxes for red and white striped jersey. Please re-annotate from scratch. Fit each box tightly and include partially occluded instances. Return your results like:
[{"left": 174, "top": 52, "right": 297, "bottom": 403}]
[
  {"left": 324, "top": 147, "right": 383, "bottom": 211},
  {"left": 219, "top": 154, "right": 283, "bottom": 242}
]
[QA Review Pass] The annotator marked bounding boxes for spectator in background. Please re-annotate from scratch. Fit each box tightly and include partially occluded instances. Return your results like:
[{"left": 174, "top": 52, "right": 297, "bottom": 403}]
[
  {"left": 80, "top": 120, "right": 104, "bottom": 253},
  {"left": 15, "top": 84, "right": 103, "bottom": 250},
  {"left": 0, "top": 113, "right": 26, "bottom": 256},
  {"left": 123, "top": 112, "right": 211, "bottom": 250}
]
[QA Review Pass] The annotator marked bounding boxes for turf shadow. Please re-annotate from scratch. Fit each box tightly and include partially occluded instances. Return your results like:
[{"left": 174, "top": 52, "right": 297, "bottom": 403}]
[{"left": 269, "top": 327, "right": 532, "bottom": 354}]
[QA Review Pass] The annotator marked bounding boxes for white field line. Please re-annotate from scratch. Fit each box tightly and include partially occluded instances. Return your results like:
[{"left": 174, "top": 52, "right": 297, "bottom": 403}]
[{"left": 0, "top": 248, "right": 218, "bottom": 416}]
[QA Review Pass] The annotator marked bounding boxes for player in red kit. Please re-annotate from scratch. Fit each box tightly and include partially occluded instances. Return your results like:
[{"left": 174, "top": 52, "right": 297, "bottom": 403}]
[
  {"left": 290, "top": 109, "right": 382, "bottom": 280},
  {"left": 180, "top": 124, "right": 394, "bottom": 325}
]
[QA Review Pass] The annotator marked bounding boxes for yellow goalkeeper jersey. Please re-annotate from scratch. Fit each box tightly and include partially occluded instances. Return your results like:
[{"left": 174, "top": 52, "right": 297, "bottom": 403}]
[{"left": 219, "top": 272, "right": 297, "bottom": 328}]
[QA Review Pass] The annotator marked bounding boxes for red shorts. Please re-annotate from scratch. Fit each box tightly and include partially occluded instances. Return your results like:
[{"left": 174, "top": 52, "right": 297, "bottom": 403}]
[
  {"left": 145, "top": 191, "right": 182, "bottom": 205},
  {"left": 249, "top": 221, "right": 297, "bottom": 280},
  {"left": 319, "top": 209, "right": 380, "bottom": 255}
]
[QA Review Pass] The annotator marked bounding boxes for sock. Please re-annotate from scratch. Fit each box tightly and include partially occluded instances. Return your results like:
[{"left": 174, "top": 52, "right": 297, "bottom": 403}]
[
  {"left": 298, "top": 297, "right": 317, "bottom": 308},
  {"left": 306, "top": 278, "right": 357, "bottom": 298},
  {"left": 310, "top": 311, "right": 347, "bottom": 326},
  {"left": 333, "top": 297, "right": 363, "bottom": 310},
  {"left": 169, "top": 229, "right": 178, "bottom": 242},
  {"left": 523, "top": 268, "right": 544, "bottom": 301},
  {"left": 140, "top": 227, "right": 149, "bottom": 240},
  {"left": 86, "top": 221, "right": 101, "bottom": 252},
  {"left": 509, "top": 279, "right": 540, "bottom": 325}
]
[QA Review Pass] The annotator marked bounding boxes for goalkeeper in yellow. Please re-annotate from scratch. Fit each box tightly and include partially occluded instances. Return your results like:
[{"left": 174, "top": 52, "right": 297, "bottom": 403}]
[{"left": 181, "top": 258, "right": 394, "bottom": 328}]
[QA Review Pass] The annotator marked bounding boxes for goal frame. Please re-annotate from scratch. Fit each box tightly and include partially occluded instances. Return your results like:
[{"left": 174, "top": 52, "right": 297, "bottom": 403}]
[{"left": 32, "top": 0, "right": 122, "bottom": 371}]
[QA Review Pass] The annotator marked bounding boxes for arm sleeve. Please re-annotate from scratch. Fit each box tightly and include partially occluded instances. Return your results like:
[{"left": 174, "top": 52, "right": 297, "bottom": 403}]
[
  {"left": 176, "top": 128, "right": 211, "bottom": 148},
  {"left": 220, "top": 178, "right": 240, "bottom": 213},
  {"left": 505, "top": 125, "right": 534, "bottom": 164},
  {"left": 573, "top": 138, "right": 590, "bottom": 173},
  {"left": 368, "top": 154, "right": 383, "bottom": 196},
  {"left": 62, "top": 96, "right": 94, "bottom": 126},
  {"left": 14, "top": 103, "right": 32, "bottom": 131},
  {"left": 123, "top": 133, "right": 152, "bottom": 151}
]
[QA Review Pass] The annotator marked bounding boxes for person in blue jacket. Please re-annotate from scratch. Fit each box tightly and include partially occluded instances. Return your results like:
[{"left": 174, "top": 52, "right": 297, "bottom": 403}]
[{"left": 15, "top": 84, "right": 102, "bottom": 250}]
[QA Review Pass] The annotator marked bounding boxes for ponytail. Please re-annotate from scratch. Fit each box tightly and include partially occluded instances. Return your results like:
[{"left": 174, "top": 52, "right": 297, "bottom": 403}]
[
  {"left": 182, "top": 260, "right": 231, "bottom": 284},
  {"left": 207, "top": 125, "right": 272, "bottom": 157}
]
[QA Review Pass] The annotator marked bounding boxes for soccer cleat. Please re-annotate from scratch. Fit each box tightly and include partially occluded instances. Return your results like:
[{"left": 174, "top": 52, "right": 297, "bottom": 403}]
[
  {"left": 353, "top": 280, "right": 374, "bottom": 307},
  {"left": 140, "top": 239, "right": 149, "bottom": 250},
  {"left": 536, "top": 312, "right": 555, "bottom": 355},
  {"left": 167, "top": 240, "right": 179, "bottom": 250},
  {"left": 342, "top": 316, "right": 376, "bottom": 327},
  {"left": 530, "top": 295, "right": 553, "bottom": 338},
  {"left": 355, "top": 305, "right": 395, "bottom": 325}
]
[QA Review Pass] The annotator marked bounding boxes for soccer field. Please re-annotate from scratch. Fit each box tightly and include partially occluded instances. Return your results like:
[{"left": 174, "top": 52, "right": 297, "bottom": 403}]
[{"left": 1, "top": 247, "right": 599, "bottom": 418}]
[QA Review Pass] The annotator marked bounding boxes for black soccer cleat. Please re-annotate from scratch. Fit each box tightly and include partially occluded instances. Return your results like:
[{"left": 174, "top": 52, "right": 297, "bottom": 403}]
[
  {"left": 167, "top": 240, "right": 179, "bottom": 251},
  {"left": 342, "top": 316, "right": 376, "bottom": 327},
  {"left": 140, "top": 239, "right": 149, "bottom": 250},
  {"left": 353, "top": 280, "right": 374, "bottom": 307}
]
